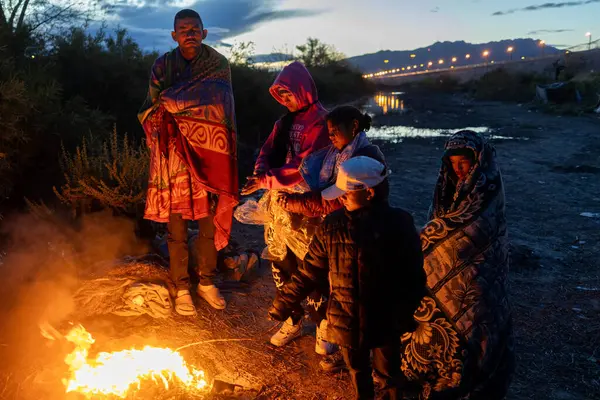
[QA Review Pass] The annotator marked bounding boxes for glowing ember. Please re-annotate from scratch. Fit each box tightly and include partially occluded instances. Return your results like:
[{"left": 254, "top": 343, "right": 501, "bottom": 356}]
[{"left": 61, "top": 325, "right": 208, "bottom": 398}]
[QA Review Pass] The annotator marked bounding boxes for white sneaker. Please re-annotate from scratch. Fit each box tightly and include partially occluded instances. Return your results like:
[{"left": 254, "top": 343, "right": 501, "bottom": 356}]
[
  {"left": 315, "top": 320, "right": 337, "bottom": 355},
  {"left": 197, "top": 284, "right": 226, "bottom": 310},
  {"left": 270, "top": 317, "right": 302, "bottom": 347}
]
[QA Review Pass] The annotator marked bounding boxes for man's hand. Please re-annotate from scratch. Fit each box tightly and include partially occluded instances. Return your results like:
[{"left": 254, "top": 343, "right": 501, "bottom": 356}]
[
  {"left": 159, "top": 91, "right": 178, "bottom": 114},
  {"left": 241, "top": 176, "right": 263, "bottom": 196}
]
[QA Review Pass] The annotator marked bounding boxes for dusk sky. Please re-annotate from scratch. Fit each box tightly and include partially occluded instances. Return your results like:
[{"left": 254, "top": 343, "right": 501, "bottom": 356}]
[{"left": 109, "top": 0, "right": 600, "bottom": 57}]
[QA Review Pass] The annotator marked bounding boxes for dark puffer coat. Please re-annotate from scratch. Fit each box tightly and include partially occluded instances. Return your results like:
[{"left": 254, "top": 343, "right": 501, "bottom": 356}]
[{"left": 272, "top": 200, "right": 426, "bottom": 349}]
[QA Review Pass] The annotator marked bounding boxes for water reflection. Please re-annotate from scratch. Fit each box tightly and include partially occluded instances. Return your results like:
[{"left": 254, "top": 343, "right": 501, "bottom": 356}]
[
  {"left": 373, "top": 93, "right": 405, "bottom": 115},
  {"left": 367, "top": 126, "right": 521, "bottom": 143},
  {"left": 367, "top": 92, "right": 525, "bottom": 142}
]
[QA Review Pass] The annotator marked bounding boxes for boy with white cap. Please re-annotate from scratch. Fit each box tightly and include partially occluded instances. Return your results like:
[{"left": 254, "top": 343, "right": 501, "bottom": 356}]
[{"left": 269, "top": 156, "right": 426, "bottom": 399}]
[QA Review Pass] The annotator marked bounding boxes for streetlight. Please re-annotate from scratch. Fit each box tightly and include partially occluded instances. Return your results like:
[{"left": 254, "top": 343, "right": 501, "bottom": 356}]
[
  {"left": 427, "top": 61, "right": 433, "bottom": 68},
  {"left": 465, "top": 54, "right": 471, "bottom": 59},
  {"left": 451, "top": 57, "right": 457, "bottom": 63},
  {"left": 539, "top": 40, "right": 545, "bottom": 56},
  {"left": 482, "top": 50, "right": 490, "bottom": 70},
  {"left": 384, "top": 59, "right": 389, "bottom": 64},
  {"left": 410, "top": 54, "right": 416, "bottom": 59},
  {"left": 507, "top": 46, "right": 514, "bottom": 60},
  {"left": 586, "top": 32, "right": 592, "bottom": 50},
  {"left": 438, "top": 59, "right": 444, "bottom": 64}
]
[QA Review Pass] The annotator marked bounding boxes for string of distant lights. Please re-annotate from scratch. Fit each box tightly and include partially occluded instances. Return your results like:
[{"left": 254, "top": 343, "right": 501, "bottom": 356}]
[{"left": 362, "top": 36, "right": 590, "bottom": 79}]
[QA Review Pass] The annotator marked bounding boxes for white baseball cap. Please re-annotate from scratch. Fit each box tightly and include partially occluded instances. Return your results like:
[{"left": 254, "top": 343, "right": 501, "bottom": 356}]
[{"left": 322, "top": 156, "right": 389, "bottom": 201}]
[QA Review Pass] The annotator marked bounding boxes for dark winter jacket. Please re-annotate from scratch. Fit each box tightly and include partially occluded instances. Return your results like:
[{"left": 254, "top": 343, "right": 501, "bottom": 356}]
[
  {"left": 283, "top": 144, "right": 386, "bottom": 217},
  {"left": 272, "top": 200, "right": 426, "bottom": 349}
]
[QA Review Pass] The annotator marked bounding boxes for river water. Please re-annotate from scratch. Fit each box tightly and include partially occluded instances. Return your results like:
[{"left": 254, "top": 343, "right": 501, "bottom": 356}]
[{"left": 363, "top": 92, "right": 524, "bottom": 143}]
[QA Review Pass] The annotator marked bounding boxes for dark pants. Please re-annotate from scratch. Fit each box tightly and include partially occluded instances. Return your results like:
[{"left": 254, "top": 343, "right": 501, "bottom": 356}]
[
  {"left": 271, "top": 247, "right": 328, "bottom": 325},
  {"left": 167, "top": 213, "right": 217, "bottom": 289},
  {"left": 342, "top": 344, "right": 402, "bottom": 400}
]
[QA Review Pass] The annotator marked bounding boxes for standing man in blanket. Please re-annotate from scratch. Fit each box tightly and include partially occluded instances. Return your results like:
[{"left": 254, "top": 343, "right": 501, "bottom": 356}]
[{"left": 138, "top": 9, "right": 238, "bottom": 316}]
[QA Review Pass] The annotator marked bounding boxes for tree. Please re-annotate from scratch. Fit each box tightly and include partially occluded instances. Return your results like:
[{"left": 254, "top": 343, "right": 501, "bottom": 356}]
[
  {"left": 229, "top": 41, "right": 256, "bottom": 66},
  {"left": 0, "top": 0, "right": 103, "bottom": 40},
  {"left": 296, "top": 37, "right": 345, "bottom": 67}
]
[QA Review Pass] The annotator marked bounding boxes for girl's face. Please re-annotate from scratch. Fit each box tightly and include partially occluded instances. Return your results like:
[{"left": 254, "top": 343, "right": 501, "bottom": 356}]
[
  {"left": 327, "top": 120, "right": 358, "bottom": 151},
  {"left": 449, "top": 155, "right": 474, "bottom": 181},
  {"left": 278, "top": 89, "right": 299, "bottom": 112}
]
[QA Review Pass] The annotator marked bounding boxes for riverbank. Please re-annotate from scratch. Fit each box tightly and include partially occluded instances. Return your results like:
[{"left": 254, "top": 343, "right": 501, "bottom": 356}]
[
  {"left": 0, "top": 95, "right": 598, "bottom": 400},
  {"left": 236, "top": 94, "right": 600, "bottom": 399}
]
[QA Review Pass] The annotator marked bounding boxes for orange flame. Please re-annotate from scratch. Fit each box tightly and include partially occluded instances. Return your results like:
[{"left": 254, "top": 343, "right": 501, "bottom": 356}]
[{"left": 61, "top": 325, "right": 208, "bottom": 398}]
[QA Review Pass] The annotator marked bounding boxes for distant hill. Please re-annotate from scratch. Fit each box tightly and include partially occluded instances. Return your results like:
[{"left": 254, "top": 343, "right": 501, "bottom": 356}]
[
  {"left": 249, "top": 53, "right": 294, "bottom": 64},
  {"left": 346, "top": 39, "right": 561, "bottom": 72}
]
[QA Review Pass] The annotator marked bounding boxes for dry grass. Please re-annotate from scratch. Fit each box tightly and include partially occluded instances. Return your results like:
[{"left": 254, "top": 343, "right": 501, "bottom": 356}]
[{"left": 2, "top": 98, "right": 600, "bottom": 399}]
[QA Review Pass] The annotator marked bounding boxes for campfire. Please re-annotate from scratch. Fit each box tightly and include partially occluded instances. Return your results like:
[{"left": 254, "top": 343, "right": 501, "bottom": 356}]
[{"left": 47, "top": 324, "right": 209, "bottom": 398}]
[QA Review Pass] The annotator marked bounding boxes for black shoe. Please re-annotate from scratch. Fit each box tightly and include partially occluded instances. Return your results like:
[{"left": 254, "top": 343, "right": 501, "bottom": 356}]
[{"left": 319, "top": 351, "right": 346, "bottom": 373}]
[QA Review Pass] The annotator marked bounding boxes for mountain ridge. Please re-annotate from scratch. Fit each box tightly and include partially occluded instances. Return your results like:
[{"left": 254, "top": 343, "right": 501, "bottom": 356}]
[{"left": 346, "top": 38, "right": 561, "bottom": 72}]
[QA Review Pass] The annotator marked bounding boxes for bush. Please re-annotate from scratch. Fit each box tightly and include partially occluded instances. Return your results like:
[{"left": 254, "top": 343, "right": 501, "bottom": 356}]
[
  {"left": 50, "top": 28, "right": 157, "bottom": 142},
  {"left": 395, "top": 73, "right": 461, "bottom": 94},
  {"left": 310, "top": 63, "right": 375, "bottom": 105},
  {"left": 1, "top": 28, "right": 374, "bottom": 218},
  {"left": 0, "top": 45, "right": 112, "bottom": 205},
  {"left": 54, "top": 127, "right": 149, "bottom": 217},
  {"left": 467, "top": 68, "right": 551, "bottom": 102}
]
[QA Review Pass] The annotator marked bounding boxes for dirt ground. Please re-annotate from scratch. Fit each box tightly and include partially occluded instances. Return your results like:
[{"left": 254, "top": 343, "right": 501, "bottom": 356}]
[{"left": 1, "top": 94, "right": 599, "bottom": 400}]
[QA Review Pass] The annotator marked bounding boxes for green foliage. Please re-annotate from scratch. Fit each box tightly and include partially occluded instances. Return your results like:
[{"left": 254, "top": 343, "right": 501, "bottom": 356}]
[
  {"left": 296, "top": 37, "right": 344, "bottom": 67},
  {"left": 51, "top": 27, "right": 157, "bottom": 141},
  {"left": 54, "top": 127, "right": 149, "bottom": 216},
  {"left": 400, "top": 73, "right": 461, "bottom": 94},
  {"left": 229, "top": 41, "right": 256, "bottom": 67},
  {"left": 310, "top": 64, "right": 375, "bottom": 104},
  {"left": 467, "top": 68, "right": 551, "bottom": 102},
  {"left": 0, "top": 26, "right": 373, "bottom": 215}
]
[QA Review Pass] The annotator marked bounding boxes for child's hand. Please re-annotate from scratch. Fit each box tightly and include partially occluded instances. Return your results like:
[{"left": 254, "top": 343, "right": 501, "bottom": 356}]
[
  {"left": 241, "top": 176, "right": 262, "bottom": 196},
  {"left": 275, "top": 192, "right": 289, "bottom": 209}
]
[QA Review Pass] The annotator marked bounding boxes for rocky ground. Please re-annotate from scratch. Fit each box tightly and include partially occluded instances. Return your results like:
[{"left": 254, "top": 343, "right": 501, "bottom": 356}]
[{"left": 0, "top": 94, "right": 599, "bottom": 400}]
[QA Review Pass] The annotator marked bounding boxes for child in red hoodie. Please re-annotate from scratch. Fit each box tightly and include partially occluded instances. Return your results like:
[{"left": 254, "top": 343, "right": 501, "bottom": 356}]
[{"left": 241, "top": 61, "right": 332, "bottom": 353}]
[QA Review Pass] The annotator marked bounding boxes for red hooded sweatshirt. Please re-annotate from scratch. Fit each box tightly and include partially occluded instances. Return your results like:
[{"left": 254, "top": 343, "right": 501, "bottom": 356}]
[{"left": 254, "top": 62, "right": 330, "bottom": 190}]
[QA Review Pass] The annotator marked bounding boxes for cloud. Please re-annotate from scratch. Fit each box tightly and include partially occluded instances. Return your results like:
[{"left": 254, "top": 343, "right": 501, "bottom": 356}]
[
  {"left": 104, "top": 0, "right": 324, "bottom": 50},
  {"left": 527, "top": 29, "right": 574, "bottom": 34},
  {"left": 430, "top": 6, "right": 440, "bottom": 13},
  {"left": 493, "top": 0, "right": 600, "bottom": 16}
]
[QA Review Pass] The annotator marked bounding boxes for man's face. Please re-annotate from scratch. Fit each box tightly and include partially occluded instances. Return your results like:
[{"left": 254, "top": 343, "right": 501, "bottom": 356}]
[
  {"left": 172, "top": 17, "right": 206, "bottom": 53},
  {"left": 340, "top": 188, "right": 373, "bottom": 212}
]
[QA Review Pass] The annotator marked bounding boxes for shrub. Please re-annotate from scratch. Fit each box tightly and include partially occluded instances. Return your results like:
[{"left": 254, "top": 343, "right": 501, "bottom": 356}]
[
  {"left": 1, "top": 29, "right": 374, "bottom": 217},
  {"left": 467, "top": 68, "right": 551, "bottom": 102},
  {"left": 54, "top": 127, "right": 149, "bottom": 217}
]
